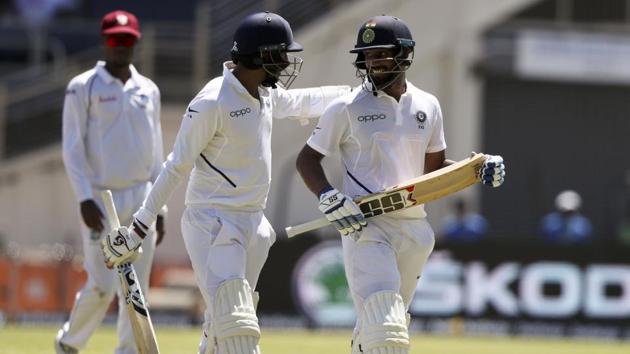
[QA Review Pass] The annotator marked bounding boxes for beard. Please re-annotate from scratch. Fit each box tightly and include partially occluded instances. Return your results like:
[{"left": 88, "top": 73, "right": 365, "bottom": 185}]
[
  {"left": 261, "top": 62, "right": 290, "bottom": 88},
  {"left": 368, "top": 71, "right": 399, "bottom": 89},
  {"left": 261, "top": 72, "right": 280, "bottom": 88}
]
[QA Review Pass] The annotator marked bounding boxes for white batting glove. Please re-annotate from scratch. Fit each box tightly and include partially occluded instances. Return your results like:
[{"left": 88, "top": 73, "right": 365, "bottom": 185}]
[
  {"left": 101, "top": 221, "right": 146, "bottom": 267},
  {"left": 479, "top": 154, "right": 506, "bottom": 188},
  {"left": 318, "top": 187, "right": 367, "bottom": 236}
]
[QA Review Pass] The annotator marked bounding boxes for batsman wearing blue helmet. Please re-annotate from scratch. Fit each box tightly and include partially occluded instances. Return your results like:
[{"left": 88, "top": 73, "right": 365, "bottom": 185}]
[
  {"left": 296, "top": 15, "right": 506, "bottom": 354},
  {"left": 102, "top": 12, "right": 351, "bottom": 354}
]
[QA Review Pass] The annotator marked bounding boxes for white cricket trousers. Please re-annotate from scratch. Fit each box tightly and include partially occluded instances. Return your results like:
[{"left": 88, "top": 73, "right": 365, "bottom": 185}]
[
  {"left": 58, "top": 182, "right": 156, "bottom": 354},
  {"left": 181, "top": 207, "right": 276, "bottom": 349},
  {"left": 342, "top": 216, "right": 435, "bottom": 337}
]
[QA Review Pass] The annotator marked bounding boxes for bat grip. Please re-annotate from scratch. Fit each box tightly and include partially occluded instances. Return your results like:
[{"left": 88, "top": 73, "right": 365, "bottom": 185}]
[
  {"left": 285, "top": 217, "right": 330, "bottom": 238},
  {"left": 101, "top": 190, "right": 121, "bottom": 230}
]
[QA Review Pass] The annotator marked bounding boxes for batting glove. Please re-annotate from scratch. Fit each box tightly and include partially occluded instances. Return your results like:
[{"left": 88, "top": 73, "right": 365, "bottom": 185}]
[
  {"left": 101, "top": 220, "right": 147, "bottom": 267},
  {"left": 318, "top": 187, "right": 367, "bottom": 236},
  {"left": 479, "top": 154, "right": 506, "bottom": 187}
]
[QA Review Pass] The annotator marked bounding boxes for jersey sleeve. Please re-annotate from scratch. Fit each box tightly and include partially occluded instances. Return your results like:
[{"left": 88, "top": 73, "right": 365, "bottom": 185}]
[
  {"left": 426, "top": 98, "right": 447, "bottom": 153},
  {"left": 150, "top": 85, "right": 164, "bottom": 183},
  {"left": 306, "top": 99, "right": 349, "bottom": 156},
  {"left": 61, "top": 78, "right": 94, "bottom": 202},
  {"left": 271, "top": 85, "right": 351, "bottom": 120},
  {"left": 149, "top": 85, "right": 168, "bottom": 216},
  {"left": 134, "top": 98, "right": 219, "bottom": 225}
]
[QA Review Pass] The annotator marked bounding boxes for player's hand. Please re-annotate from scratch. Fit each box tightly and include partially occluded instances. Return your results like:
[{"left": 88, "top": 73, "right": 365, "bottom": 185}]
[
  {"left": 156, "top": 215, "right": 165, "bottom": 246},
  {"left": 80, "top": 199, "right": 104, "bottom": 232},
  {"left": 101, "top": 224, "right": 144, "bottom": 268},
  {"left": 480, "top": 154, "right": 505, "bottom": 187},
  {"left": 318, "top": 187, "right": 367, "bottom": 236}
]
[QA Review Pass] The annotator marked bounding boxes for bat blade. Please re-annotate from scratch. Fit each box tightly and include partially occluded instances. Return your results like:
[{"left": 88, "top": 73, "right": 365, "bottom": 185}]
[
  {"left": 117, "top": 262, "right": 160, "bottom": 354},
  {"left": 101, "top": 190, "right": 160, "bottom": 354},
  {"left": 285, "top": 153, "right": 486, "bottom": 238}
]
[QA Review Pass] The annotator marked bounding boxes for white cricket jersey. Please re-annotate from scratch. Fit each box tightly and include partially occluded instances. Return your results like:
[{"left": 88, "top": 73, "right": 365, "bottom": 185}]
[
  {"left": 134, "top": 62, "right": 350, "bottom": 225},
  {"left": 307, "top": 81, "right": 447, "bottom": 218},
  {"left": 62, "top": 61, "right": 163, "bottom": 202}
]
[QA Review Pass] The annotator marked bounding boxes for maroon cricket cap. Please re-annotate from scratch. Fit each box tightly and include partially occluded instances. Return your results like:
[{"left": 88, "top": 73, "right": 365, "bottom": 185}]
[{"left": 101, "top": 10, "right": 141, "bottom": 39}]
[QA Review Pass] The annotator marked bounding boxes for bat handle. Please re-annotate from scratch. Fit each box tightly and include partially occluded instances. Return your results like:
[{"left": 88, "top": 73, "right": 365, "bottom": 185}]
[
  {"left": 285, "top": 217, "right": 330, "bottom": 238},
  {"left": 101, "top": 190, "right": 121, "bottom": 230}
]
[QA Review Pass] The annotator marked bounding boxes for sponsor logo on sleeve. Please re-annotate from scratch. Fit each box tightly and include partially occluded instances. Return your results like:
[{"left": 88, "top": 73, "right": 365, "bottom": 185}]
[{"left": 186, "top": 106, "right": 199, "bottom": 119}]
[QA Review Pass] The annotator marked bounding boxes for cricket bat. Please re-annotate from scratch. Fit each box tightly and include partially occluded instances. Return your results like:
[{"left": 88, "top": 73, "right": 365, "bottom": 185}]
[
  {"left": 285, "top": 153, "right": 487, "bottom": 238},
  {"left": 101, "top": 190, "right": 160, "bottom": 354}
]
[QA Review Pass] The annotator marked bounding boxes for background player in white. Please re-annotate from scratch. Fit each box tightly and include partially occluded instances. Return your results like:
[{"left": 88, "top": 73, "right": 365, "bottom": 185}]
[
  {"left": 55, "top": 10, "right": 165, "bottom": 354},
  {"left": 102, "top": 12, "right": 350, "bottom": 354},
  {"left": 295, "top": 16, "right": 506, "bottom": 354}
]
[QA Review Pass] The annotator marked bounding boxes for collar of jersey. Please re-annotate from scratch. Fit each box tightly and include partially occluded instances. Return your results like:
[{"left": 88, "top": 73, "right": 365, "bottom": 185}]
[
  {"left": 223, "top": 61, "right": 270, "bottom": 97},
  {"left": 95, "top": 60, "right": 140, "bottom": 87},
  {"left": 223, "top": 61, "right": 250, "bottom": 95},
  {"left": 363, "top": 80, "right": 412, "bottom": 99}
]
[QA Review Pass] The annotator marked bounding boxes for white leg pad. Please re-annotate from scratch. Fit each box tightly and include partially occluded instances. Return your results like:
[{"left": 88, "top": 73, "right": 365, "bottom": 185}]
[
  {"left": 360, "top": 291, "right": 409, "bottom": 354},
  {"left": 351, "top": 331, "right": 361, "bottom": 354},
  {"left": 212, "top": 279, "right": 261, "bottom": 354},
  {"left": 198, "top": 326, "right": 214, "bottom": 354}
]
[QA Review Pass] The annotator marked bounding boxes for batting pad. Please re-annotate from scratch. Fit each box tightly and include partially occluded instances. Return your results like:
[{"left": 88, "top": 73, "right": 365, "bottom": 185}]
[
  {"left": 213, "top": 278, "right": 261, "bottom": 354},
  {"left": 360, "top": 291, "right": 410, "bottom": 354},
  {"left": 199, "top": 325, "right": 215, "bottom": 354}
]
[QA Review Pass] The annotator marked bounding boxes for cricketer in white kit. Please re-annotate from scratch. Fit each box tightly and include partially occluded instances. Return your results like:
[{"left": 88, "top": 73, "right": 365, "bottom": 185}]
[
  {"left": 57, "top": 10, "right": 166, "bottom": 354},
  {"left": 102, "top": 12, "right": 351, "bottom": 354},
  {"left": 296, "top": 16, "right": 506, "bottom": 354}
]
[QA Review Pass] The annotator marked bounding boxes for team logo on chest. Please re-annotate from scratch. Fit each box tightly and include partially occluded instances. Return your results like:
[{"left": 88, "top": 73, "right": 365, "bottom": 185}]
[
  {"left": 415, "top": 110, "right": 427, "bottom": 129},
  {"left": 229, "top": 107, "right": 251, "bottom": 118}
]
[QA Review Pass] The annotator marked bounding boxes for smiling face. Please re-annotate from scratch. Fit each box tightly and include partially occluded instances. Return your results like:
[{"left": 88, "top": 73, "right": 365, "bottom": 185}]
[
  {"left": 103, "top": 34, "right": 136, "bottom": 67},
  {"left": 363, "top": 48, "right": 397, "bottom": 85}
]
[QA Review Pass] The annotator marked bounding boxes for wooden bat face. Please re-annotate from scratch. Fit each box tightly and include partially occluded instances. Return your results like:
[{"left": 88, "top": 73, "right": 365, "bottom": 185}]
[
  {"left": 285, "top": 153, "right": 487, "bottom": 238},
  {"left": 118, "top": 263, "right": 160, "bottom": 354},
  {"left": 119, "top": 263, "right": 149, "bottom": 317},
  {"left": 355, "top": 153, "right": 486, "bottom": 217}
]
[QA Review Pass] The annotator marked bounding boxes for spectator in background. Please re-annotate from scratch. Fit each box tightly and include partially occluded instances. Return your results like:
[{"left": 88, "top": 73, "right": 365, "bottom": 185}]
[
  {"left": 56, "top": 10, "right": 165, "bottom": 354},
  {"left": 540, "top": 190, "right": 593, "bottom": 243},
  {"left": 440, "top": 198, "right": 489, "bottom": 242}
]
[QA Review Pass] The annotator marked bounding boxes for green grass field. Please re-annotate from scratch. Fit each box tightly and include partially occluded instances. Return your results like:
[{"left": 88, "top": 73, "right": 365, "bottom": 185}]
[{"left": 1, "top": 325, "right": 629, "bottom": 354}]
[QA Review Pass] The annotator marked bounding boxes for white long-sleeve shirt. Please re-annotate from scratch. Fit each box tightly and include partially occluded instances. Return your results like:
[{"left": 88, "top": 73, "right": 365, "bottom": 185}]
[
  {"left": 62, "top": 61, "right": 163, "bottom": 202},
  {"left": 134, "top": 62, "right": 350, "bottom": 225}
]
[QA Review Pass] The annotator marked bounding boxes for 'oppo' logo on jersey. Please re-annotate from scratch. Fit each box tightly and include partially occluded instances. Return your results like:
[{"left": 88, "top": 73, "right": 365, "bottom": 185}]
[
  {"left": 229, "top": 107, "right": 251, "bottom": 118},
  {"left": 357, "top": 113, "right": 386, "bottom": 122}
]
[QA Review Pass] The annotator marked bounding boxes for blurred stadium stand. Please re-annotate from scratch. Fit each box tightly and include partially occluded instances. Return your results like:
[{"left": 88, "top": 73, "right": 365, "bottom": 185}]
[
  {"left": 0, "top": 0, "right": 355, "bottom": 158},
  {"left": 478, "top": 0, "right": 630, "bottom": 242}
]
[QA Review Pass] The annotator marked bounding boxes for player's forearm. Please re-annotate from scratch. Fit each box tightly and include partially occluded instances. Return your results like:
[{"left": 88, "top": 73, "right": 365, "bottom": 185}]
[
  {"left": 134, "top": 161, "right": 184, "bottom": 226},
  {"left": 425, "top": 150, "right": 450, "bottom": 174},
  {"left": 442, "top": 159, "right": 455, "bottom": 168},
  {"left": 296, "top": 146, "right": 331, "bottom": 196}
]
